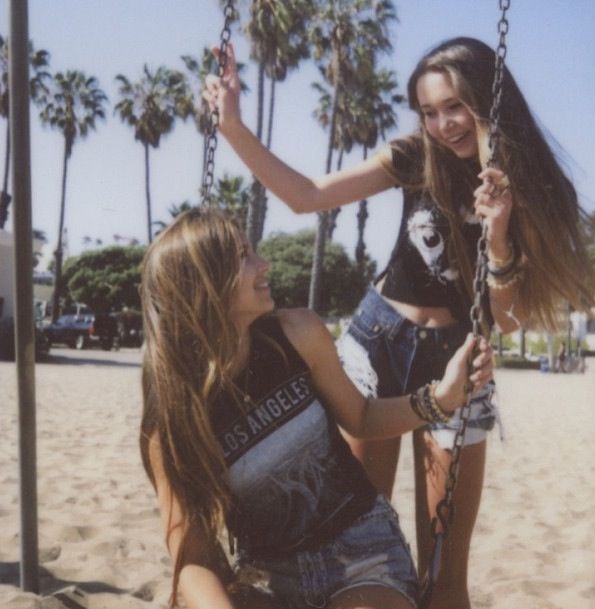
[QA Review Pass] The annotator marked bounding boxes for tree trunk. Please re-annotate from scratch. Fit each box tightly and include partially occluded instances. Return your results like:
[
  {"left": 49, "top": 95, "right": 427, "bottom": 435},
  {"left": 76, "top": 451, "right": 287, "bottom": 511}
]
[
  {"left": 547, "top": 333, "right": 555, "bottom": 370},
  {"left": 266, "top": 77, "right": 275, "bottom": 150},
  {"left": 255, "top": 76, "right": 277, "bottom": 243},
  {"left": 355, "top": 147, "right": 369, "bottom": 269},
  {"left": 519, "top": 326, "right": 526, "bottom": 359},
  {"left": 308, "top": 80, "right": 340, "bottom": 311},
  {"left": 51, "top": 139, "right": 70, "bottom": 321},
  {"left": 200, "top": 135, "right": 208, "bottom": 196},
  {"left": 246, "top": 62, "right": 266, "bottom": 247},
  {"left": 0, "top": 124, "right": 11, "bottom": 228},
  {"left": 566, "top": 302, "right": 573, "bottom": 354},
  {"left": 327, "top": 148, "right": 344, "bottom": 240},
  {"left": 144, "top": 142, "right": 152, "bottom": 243}
]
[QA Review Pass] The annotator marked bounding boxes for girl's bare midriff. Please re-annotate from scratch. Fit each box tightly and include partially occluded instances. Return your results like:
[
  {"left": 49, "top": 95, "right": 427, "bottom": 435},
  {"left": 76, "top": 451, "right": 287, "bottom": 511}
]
[{"left": 374, "top": 279, "right": 457, "bottom": 328}]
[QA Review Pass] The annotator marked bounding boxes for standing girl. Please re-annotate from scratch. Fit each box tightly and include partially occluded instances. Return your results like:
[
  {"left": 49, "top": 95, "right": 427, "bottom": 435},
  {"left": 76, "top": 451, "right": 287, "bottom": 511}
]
[
  {"left": 140, "top": 208, "right": 493, "bottom": 609},
  {"left": 204, "top": 37, "right": 594, "bottom": 609}
]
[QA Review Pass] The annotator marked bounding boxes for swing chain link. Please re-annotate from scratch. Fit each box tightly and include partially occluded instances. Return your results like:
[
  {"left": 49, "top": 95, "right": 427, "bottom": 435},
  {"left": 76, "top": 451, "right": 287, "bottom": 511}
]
[
  {"left": 419, "top": 3, "right": 510, "bottom": 607},
  {"left": 488, "top": 0, "right": 510, "bottom": 169},
  {"left": 201, "top": 0, "right": 235, "bottom": 206}
]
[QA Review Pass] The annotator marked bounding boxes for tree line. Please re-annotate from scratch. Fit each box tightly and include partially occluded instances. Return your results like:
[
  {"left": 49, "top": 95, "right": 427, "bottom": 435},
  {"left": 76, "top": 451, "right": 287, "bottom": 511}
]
[
  {"left": 60, "top": 229, "right": 375, "bottom": 319},
  {"left": 2, "top": 0, "right": 402, "bottom": 319}
]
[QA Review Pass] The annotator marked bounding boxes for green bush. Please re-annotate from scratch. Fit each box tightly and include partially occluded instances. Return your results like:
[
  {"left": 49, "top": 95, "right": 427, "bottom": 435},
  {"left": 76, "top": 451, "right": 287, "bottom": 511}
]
[
  {"left": 527, "top": 335, "right": 589, "bottom": 356},
  {"left": 62, "top": 245, "right": 146, "bottom": 312},
  {"left": 494, "top": 332, "right": 517, "bottom": 351},
  {"left": 495, "top": 355, "right": 541, "bottom": 370},
  {"left": 258, "top": 230, "right": 376, "bottom": 317}
]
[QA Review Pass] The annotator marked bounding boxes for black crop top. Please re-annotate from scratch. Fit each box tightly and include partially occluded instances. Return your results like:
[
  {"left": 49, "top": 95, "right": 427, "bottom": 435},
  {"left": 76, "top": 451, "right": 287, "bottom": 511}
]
[{"left": 377, "top": 144, "right": 491, "bottom": 325}]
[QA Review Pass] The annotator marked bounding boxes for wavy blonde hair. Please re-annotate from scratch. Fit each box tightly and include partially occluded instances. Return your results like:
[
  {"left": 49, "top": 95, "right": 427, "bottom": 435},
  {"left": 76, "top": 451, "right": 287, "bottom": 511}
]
[
  {"left": 140, "top": 207, "right": 247, "bottom": 605},
  {"left": 387, "top": 37, "right": 593, "bottom": 330}
]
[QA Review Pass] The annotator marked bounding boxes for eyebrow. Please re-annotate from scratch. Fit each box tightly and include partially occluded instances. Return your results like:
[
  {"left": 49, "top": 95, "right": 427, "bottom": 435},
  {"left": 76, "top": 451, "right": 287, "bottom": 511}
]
[{"left": 420, "top": 97, "right": 459, "bottom": 110}]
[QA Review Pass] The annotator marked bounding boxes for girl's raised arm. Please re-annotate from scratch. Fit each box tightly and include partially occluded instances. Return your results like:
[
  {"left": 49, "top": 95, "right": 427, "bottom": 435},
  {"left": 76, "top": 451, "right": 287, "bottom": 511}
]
[{"left": 204, "top": 44, "right": 395, "bottom": 213}]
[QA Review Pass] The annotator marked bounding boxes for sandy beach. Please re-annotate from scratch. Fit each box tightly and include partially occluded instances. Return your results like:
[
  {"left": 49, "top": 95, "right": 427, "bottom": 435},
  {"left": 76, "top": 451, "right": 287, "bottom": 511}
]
[{"left": 1, "top": 347, "right": 594, "bottom": 608}]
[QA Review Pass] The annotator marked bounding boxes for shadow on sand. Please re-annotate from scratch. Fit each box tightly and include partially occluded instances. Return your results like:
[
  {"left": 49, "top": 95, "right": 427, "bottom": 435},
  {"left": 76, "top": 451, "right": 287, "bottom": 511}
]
[
  {"left": 0, "top": 561, "right": 130, "bottom": 597},
  {"left": 40, "top": 353, "right": 141, "bottom": 368}
]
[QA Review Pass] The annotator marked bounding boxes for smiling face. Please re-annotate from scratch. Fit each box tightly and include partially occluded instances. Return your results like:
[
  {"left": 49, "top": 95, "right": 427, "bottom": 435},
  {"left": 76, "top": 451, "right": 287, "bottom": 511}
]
[
  {"left": 229, "top": 239, "right": 275, "bottom": 330},
  {"left": 416, "top": 70, "right": 478, "bottom": 159}
]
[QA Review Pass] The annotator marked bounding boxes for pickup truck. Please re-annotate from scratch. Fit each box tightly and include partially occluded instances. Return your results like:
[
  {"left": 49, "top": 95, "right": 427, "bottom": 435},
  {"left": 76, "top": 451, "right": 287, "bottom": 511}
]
[{"left": 43, "top": 312, "right": 118, "bottom": 350}]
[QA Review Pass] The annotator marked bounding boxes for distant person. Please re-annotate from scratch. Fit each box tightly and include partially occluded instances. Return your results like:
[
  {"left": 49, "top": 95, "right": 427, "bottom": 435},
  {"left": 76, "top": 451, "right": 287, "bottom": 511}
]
[
  {"left": 555, "top": 342, "right": 567, "bottom": 373},
  {"left": 205, "top": 36, "right": 594, "bottom": 607},
  {"left": 139, "top": 208, "right": 494, "bottom": 609},
  {"left": 577, "top": 346, "right": 586, "bottom": 374}
]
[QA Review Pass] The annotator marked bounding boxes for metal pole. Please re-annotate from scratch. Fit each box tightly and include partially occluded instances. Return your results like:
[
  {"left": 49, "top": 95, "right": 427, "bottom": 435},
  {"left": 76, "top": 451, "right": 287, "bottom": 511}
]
[
  {"left": 566, "top": 302, "right": 573, "bottom": 355},
  {"left": 9, "top": 0, "right": 39, "bottom": 593}
]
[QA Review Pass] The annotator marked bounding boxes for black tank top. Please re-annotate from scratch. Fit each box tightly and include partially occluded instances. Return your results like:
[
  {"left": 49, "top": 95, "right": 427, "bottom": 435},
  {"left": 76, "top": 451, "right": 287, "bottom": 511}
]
[{"left": 210, "top": 314, "right": 376, "bottom": 558}]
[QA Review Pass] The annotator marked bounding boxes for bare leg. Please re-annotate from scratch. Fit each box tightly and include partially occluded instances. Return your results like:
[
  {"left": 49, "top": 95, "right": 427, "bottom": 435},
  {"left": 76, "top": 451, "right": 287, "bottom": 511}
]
[
  {"left": 413, "top": 428, "right": 487, "bottom": 609},
  {"left": 329, "top": 584, "right": 415, "bottom": 609},
  {"left": 342, "top": 432, "right": 402, "bottom": 498}
]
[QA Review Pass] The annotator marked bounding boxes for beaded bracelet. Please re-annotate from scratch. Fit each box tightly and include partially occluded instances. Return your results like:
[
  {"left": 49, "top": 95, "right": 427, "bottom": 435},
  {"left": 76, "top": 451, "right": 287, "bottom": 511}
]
[
  {"left": 487, "top": 259, "right": 516, "bottom": 277},
  {"left": 487, "top": 240, "right": 515, "bottom": 268},
  {"left": 487, "top": 267, "right": 524, "bottom": 291},
  {"left": 409, "top": 382, "right": 453, "bottom": 424},
  {"left": 487, "top": 241, "right": 519, "bottom": 277},
  {"left": 409, "top": 390, "right": 431, "bottom": 422},
  {"left": 428, "top": 381, "right": 453, "bottom": 423}
]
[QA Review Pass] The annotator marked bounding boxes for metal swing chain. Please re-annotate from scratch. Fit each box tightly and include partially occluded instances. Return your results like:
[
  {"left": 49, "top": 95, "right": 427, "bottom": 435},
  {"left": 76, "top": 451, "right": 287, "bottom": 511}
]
[
  {"left": 419, "top": 1, "right": 510, "bottom": 607},
  {"left": 200, "top": 0, "right": 235, "bottom": 206}
]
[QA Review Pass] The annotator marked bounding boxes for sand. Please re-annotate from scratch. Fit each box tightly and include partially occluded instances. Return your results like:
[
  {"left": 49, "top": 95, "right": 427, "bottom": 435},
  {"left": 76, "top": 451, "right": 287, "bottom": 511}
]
[{"left": 1, "top": 347, "right": 594, "bottom": 608}]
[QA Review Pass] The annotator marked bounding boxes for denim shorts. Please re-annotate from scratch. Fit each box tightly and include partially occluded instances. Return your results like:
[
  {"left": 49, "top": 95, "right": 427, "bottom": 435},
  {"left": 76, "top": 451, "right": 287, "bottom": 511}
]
[
  {"left": 234, "top": 495, "right": 418, "bottom": 609},
  {"left": 336, "top": 286, "right": 500, "bottom": 449}
]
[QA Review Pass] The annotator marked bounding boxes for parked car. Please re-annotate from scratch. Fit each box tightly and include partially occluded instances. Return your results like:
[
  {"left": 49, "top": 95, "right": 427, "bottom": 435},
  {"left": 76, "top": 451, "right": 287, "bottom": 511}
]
[
  {"left": 0, "top": 316, "right": 51, "bottom": 361},
  {"left": 43, "top": 312, "right": 118, "bottom": 350}
]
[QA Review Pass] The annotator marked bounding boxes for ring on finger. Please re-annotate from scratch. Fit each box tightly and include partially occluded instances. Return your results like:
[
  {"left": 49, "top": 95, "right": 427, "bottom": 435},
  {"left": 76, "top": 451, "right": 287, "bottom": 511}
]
[{"left": 488, "top": 183, "right": 500, "bottom": 198}]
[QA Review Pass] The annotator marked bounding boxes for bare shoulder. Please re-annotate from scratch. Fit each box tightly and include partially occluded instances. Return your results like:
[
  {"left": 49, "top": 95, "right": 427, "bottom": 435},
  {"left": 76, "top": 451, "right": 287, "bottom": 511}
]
[
  {"left": 276, "top": 307, "right": 328, "bottom": 343},
  {"left": 276, "top": 308, "right": 333, "bottom": 368}
]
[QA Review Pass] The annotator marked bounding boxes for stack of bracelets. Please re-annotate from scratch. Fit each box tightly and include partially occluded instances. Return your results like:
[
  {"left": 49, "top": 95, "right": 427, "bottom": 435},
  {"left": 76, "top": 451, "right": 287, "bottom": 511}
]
[
  {"left": 486, "top": 240, "right": 523, "bottom": 290},
  {"left": 409, "top": 380, "right": 453, "bottom": 424}
]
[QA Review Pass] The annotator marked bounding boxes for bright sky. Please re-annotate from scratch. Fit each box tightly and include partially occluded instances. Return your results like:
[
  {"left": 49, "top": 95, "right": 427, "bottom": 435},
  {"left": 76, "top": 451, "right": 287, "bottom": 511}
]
[{"left": 2, "top": 0, "right": 594, "bottom": 272}]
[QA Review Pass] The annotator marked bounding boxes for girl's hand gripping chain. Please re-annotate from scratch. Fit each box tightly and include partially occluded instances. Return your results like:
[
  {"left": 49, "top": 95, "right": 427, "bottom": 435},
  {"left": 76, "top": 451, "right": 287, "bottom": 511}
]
[
  {"left": 434, "top": 334, "right": 494, "bottom": 412},
  {"left": 474, "top": 167, "right": 513, "bottom": 261},
  {"left": 203, "top": 43, "right": 242, "bottom": 136}
]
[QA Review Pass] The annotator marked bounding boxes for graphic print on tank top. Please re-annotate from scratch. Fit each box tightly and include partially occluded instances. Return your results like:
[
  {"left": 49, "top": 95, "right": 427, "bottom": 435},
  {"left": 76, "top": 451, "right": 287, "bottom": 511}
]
[
  {"left": 225, "top": 382, "right": 349, "bottom": 551},
  {"left": 212, "top": 316, "right": 375, "bottom": 556}
]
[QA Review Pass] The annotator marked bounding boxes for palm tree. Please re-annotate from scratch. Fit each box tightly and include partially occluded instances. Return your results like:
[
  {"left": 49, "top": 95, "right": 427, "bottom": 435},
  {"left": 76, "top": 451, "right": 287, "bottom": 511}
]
[
  {"left": 39, "top": 70, "right": 107, "bottom": 320},
  {"left": 114, "top": 65, "right": 191, "bottom": 244},
  {"left": 152, "top": 201, "right": 194, "bottom": 236},
  {"left": 180, "top": 48, "right": 248, "bottom": 192},
  {"left": 316, "top": 46, "right": 400, "bottom": 244},
  {"left": 212, "top": 172, "right": 251, "bottom": 228},
  {"left": 0, "top": 35, "right": 50, "bottom": 228},
  {"left": 307, "top": 0, "right": 396, "bottom": 310},
  {"left": 352, "top": 66, "right": 401, "bottom": 266},
  {"left": 312, "top": 76, "right": 356, "bottom": 240},
  {"left": 242, "top": 0, "right": 314, "bottom": 246},
  {"left": 153, "top": 173, "right": 251, "bottom": 234}
]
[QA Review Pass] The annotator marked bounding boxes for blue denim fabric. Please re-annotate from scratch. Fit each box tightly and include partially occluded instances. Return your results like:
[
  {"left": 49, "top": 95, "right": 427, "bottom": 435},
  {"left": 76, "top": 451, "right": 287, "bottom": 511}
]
[
  {"left": 235, "top": 495, "right": 418, "bottom": 609},
  {"left": 337, "top": 286, "right": 497, "bottom": 447}
]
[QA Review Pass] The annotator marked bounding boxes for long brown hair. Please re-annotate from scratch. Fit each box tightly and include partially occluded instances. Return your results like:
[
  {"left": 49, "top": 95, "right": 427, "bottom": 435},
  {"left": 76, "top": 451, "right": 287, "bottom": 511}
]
[
  {"left": 140, "top": 208, "right": 246, "bottom": 605},
  {"left": 391, "top": 37, "right": 593, "bottom": 329}
]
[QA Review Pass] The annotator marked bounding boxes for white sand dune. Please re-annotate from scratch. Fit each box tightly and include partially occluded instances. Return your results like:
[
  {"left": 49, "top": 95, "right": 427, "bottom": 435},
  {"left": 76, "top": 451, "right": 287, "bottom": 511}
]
[{"left": 1, "top": 348, "right": 594, "bottom": 608}]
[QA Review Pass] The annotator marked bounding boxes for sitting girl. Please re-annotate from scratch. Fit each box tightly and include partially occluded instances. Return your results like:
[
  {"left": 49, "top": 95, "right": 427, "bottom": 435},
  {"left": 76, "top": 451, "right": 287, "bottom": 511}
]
[{"left": 139, "top": 208, "right": 493, "bottom": 609}]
